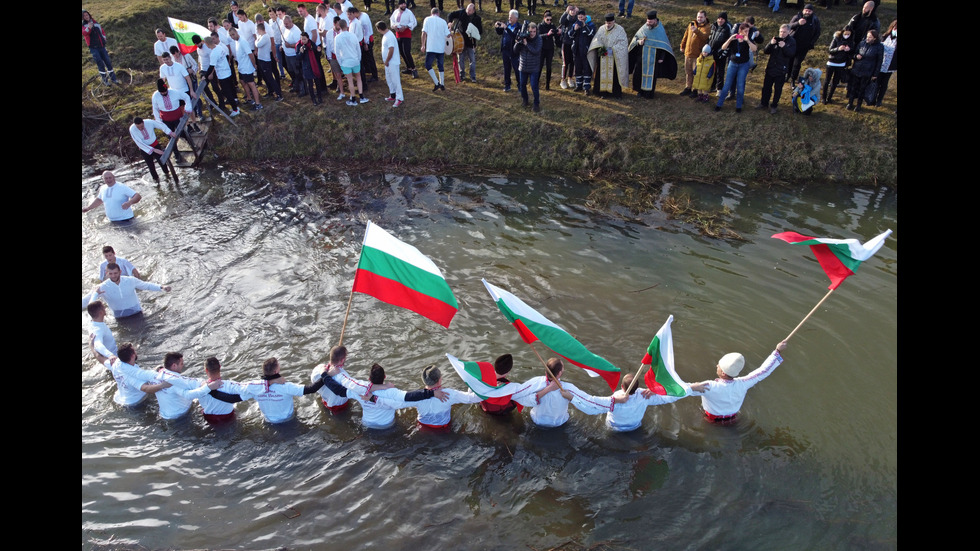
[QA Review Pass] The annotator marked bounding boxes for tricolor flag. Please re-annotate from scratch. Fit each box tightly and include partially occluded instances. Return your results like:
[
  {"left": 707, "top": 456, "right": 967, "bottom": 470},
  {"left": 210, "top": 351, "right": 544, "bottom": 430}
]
[
  {"left": 641, "top": 315, "right": 689, "bottom": 397},
  {"left": 446, "top": 354, "right": 523, "bottom": 399},
  {"left": 772, "top": 229, "right": 892, "bottom": 290},
  {"left": 167, "top": 17, "right": 210, "bottom": 55},
  {"left": 352, "top": 221, "right": 458, "bottom": 328},
  {"left": 482, "top": 279, "right": 621, "bottom": 391}
]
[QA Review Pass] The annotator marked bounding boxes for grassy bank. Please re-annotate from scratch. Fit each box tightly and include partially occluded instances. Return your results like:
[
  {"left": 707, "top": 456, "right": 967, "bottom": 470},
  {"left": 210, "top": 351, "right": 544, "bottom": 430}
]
[{"left": 81, "top": 0, "right": 897, "bottom": 187}]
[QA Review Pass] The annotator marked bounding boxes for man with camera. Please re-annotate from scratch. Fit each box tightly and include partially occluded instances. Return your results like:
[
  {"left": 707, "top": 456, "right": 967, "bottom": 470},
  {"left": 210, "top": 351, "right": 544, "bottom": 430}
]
[
  {"left": 758, "top": 24, "right": 796, "bottom": 113},
  {"left": 494, "top": 10, "right": 521, "bottom": 91}
]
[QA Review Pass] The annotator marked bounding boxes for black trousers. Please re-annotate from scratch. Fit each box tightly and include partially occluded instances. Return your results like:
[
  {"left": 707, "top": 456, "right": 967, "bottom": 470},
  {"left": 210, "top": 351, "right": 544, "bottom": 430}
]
[
  {"left": 398, "top": 37, "right": 416, "bottom": 70},
  {"left": 760, "top": 73, "right": 786, "bottom": 107},
  {"left": 140, "top": 148, "right": 167, "bottom": 181}
]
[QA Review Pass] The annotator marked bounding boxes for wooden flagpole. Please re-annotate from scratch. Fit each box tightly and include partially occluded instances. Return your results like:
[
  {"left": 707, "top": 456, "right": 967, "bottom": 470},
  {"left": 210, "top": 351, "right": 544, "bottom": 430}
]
[
  {"left": 528, "top": 342, "right": 563, "bottom": 391},
  {"left": 338, "top": 282, "right": 356, "bottom": 346},
  {"left": 783, "top": 288, "right": 835, "bottom": 342},
  {"left": 625, "top": 363, "right": 646, "bottom": 395}
]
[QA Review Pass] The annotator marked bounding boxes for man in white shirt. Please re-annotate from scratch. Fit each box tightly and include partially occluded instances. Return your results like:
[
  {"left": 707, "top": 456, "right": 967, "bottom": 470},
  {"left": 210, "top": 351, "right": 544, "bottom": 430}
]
[
  {"left": 378, "top": 21, "right": 404, "bottom": 106},
  {"left": 208, "top": 34, "right": 241, "bottom": 116},
  {"left": 98, "top": 246, "right": 140, "bottom": 281},
  {"left": 374, "top": 364, "right": 481, "bottom": 430},
  {"left": 198, "top": 357, "right": 248, "bottom": 423},
  {"left": 229, "top": 27, "right": 263, "bottom": 110},
  {"left": 191, "top": 34, "right": 218, "bottom": 118},
  {"left": 420, "top": 8, "right": 450, "bottom": 91},
  {"left": 158, "top": 51, "right": 200, "bottom": 135},
  {"left": 86, "top": 300, "right": 116, "bottom": 364},
  {"left": 351, "top": 7, "right": 378, "bottom": 83},
  {"left": 153, "top": 28, "right": 178, "bottom": 64},
  {"left": 510, "top": 358, "right": 590, "bottom": 428},
  {"left": 82, "top": 171, "right": 142, "bottom": 223},
  {"left": 281, "top": 15, "right": 305, "bottom": 95},
  {"left": 104, "top": 343, "right": 171, "bottom": 407},
  {"left": 264, "top": 8, "right": 286, "bottom": 84},
  {"left": 85, "top": 262, "right": 171, "bottom": 318},
  {"left": 152, "top": 352, "right": 219, "bottom": 420},
  {"left": 254, "top": 22, "right": 284, "bottom": 100},
  {"left": 168, "top": 45, "right": 204, "bottom": 121},
  {"left": 128, "top": 117, "right": 176, "bottom": 183},
  {"left": 321, "top": 362, "right": 447, "bottom": 429},
  {"left": 209, "top": 357, "right": 329, "bottom": 424},
  {"left": 390, "top": 1, "right": 419, "bottom": 78},
  {"left": 688, "top": 341, "right": 788, "bottom": 423},
  {"left": 334, "top": 19, "right": 367, "bottom": 105}
]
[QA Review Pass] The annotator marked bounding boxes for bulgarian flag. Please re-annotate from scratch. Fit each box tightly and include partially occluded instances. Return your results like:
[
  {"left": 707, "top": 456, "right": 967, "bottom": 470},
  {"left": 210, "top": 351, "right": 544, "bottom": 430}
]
[
  {"left": 482, "top": 279, "right": 621, "bottom": 391},
  {"left": 352, "top": 221, "right": 458, "bottom": 328},
  {"left": 446, "top": 354, "right": 524, "bottom": 400},
  {"left": 641, "top": 315, "right": 689, "bottom": 397},
  {"left": 168, "top": 17, "right": 210, "bottom": 55},
  {"left": 772, "top": 229, "right": 892, "bottom": 290}
]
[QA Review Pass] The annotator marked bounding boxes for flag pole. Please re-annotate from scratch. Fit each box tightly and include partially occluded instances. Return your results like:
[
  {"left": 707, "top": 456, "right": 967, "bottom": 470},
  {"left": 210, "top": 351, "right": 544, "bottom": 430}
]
[
  {"left": 528, "top": 342, "right": 564, "bottom": 390},
  {"left": 338, "top": 282, "right": 356, "bottom": 346},
  {"left": 783, "top": 287, "right": 835, "bottom": 342},
  {"left": 625, "top": 363, "right": 646, "bottom": 395}
]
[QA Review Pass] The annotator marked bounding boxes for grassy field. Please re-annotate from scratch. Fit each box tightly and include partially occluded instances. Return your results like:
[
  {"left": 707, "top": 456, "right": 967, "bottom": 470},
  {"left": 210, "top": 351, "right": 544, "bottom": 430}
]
[{"left": 81, "top": 0, "right": 897, "bottom": 189}]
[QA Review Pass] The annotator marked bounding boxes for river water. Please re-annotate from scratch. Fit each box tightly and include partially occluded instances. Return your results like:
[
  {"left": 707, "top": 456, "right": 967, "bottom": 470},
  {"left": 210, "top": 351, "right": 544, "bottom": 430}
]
[{"left": 81, "top": 165, "right": 897, "bottom": 550}]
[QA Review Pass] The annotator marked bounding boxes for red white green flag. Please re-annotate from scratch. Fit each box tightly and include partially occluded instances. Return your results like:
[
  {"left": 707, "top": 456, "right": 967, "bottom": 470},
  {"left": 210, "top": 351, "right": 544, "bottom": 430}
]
[
  {"left": 482, "top": 279, "right": 621, "bottom": 391},
  {"left": 641, "top": 315, "right": 689, "bottom": 397},
  {"left": 772, "top": 229, "right": 892, "bottom": 290},
  {"left": 445, "top": 354, "right": 524, "bottom": 400},
  {"left": 353, "top": 222, "right": 458, "bottom": 328},
  {"left": 167, "top": 17, "right": 210, "bottom": 55}
]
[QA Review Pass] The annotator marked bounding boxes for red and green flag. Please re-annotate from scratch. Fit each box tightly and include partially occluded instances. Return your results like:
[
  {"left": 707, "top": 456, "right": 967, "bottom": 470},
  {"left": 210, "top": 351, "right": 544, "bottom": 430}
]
[
  {"left": 641, "top": 315, "right": 689, "bottom": 397},
  {"left": 446, "top": 354, "right": 524, "bottom": 400},
  {"left": 772, "top": 229, "right": 892, "bottom": 290},
  {"left": 353, "top": 221, "right": 458, "bottom": 328},
  {"left": 482, "top": 279, "right": 621, "bottom": 391},
  {"left": 167, "top": 17, "right": 210, "bottom": 55}
]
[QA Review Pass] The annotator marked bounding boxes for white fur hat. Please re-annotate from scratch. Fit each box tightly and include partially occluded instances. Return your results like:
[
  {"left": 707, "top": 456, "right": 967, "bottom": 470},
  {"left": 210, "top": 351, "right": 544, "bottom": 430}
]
[{"left": 719, "top": 353, "right": 745, "bottom": 377}]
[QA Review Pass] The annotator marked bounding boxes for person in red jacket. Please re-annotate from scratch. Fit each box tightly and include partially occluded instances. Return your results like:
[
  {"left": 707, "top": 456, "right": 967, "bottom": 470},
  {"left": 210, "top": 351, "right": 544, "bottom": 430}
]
[{"left": 82, "top": 10, "right": 118, "bottom": 85}]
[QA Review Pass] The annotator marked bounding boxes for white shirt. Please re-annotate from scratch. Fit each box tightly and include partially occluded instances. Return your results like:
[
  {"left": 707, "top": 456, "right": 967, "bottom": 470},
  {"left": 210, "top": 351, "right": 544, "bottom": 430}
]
[
  {"left": 159, "top": 61, "right": 190, "bottom": 92},
  {"left": 235, "top": 39, "right": 255, "bottom": 74},
  {"left": 198, "top": 379, "right": 247, "bottom": 415},
  {"left": 346, "top": 16, "right": 363, "bottom": 44},
  {"left": 217, "top": 27, "right": 235, "bottom": 59},
  {"left": 177, "top": 52, "right": 198, "bottom": 75},
  {"left": 105, "top": 359, "right": 162, "bottom": 407},
  {"left": 358, "top": 12, "right": 373, "bottom": 44},
  {"left": 334, "top": 30, "right": 360, "bottom": 66},
  {"left": 568, "top": 389, "right": 687, "bottom": 432},
  {"left": 237, "top": 379, "right": 309, "bottom": 423},
  {"left": 153, "top": 370, "right": 212, "bottom": 419},
  {"left": 267, "top": 17, "right": 284, "bottom": 46},
  {"left": 129, "top": 120, "right": 170, "bottom": 154},
  {"left": 154, "top": 37, "right": 178, "bottom": 58},
  {"left": 197, "top": 40, "right": 212, "bottom": 71},
  {"left": 332, "top": 368, "right": 406, "bottom": 429},
  {"left": 282, "top": 24, "right": 301, "bottom": 56},
  {"left": 99, "top": 257, "right": 136, "bottom": 280},
  {"left": 255, "top": 33, "right": 273, "bottom": 62},
  {"left": 151, "top": 89, "right": 191, "bottom": 123},
  {"left": 89, "top": 320, "right": 117, "bottom": 358},
  {"left": 211, "top": 42, "right": 233, "bottom": 78},
  {"left": 512, "top": 376, "right": 586, "bottom": 427},
  {"left": 311, "top": 364, "right": 349, "bottom": 408},
  {"left": 381, "top": 31, "right": 399, "bottom": 66},
  {"left": 237, "top": 19, "right": 257, "bottom": 50},
  {"left": 422, "top": 15, "right": 449, "bottom": 53},
  {"left": 390, "top": 8, "right": 418, "bottom": 37},
  {"left": 90, "top": 275, "right": 163, "bottom": 317},
  {"left": 376, "top": 387, "right": 481, "bottom": 426},
  {"left": 690, "top": 350, "right": 784, "bottom": 416},
  {"left": 95, "top": 182, "right": 138, "bottom": 222},
  {"left": 302, "top": 13, "right": 319, "bottom": 46}
]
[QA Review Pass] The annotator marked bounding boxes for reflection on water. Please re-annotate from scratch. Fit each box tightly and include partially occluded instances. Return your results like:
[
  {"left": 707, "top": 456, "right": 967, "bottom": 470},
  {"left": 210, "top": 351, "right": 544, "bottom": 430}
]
[{"left": 81, "top": 165, "right": 897, "bottom": 550}]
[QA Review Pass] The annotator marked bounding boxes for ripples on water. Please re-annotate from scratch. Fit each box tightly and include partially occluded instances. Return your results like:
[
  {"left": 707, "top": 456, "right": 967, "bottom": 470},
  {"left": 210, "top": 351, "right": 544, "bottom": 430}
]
[{"left": 82, "top": 165, "right": 897, "bottom": 550}]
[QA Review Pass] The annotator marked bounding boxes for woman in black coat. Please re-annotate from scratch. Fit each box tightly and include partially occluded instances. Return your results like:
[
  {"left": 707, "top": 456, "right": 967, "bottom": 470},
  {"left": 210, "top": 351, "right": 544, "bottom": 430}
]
[{"left": 846, "top": 29, "right": 882, "bottom": 112}]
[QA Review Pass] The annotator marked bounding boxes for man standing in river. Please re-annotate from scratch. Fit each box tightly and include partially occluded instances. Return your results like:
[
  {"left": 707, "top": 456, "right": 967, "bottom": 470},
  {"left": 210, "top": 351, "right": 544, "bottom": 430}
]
[
  {"left": 82, "top": 171, "right": 142, "bottom": 223},
  {"left": 688, "top": 341, "right": 788, "bottom": 423},
  {"left": 86, "top": 262, "right": 171, "bottom": 318}
]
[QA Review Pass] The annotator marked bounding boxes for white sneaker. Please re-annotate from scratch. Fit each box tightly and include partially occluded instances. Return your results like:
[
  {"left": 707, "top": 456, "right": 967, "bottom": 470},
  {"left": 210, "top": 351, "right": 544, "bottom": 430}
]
[
  {"left": 229, "top": 109, "right": 240, "bottom": 117},
  {"left": 337, "top": 93, "right": 346, "bottom": 101},
  {"left": 392, "top": 99, "right": 402, "bottom": 107},
  {"left": 560, "top": 78, "right": 568, "bottom": 89},
  {"left": 359, "top": 97, "right": 369, "bottom": 104},
  {"left": 346, "top": 99, "right": 358, "bottom": 106}
]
